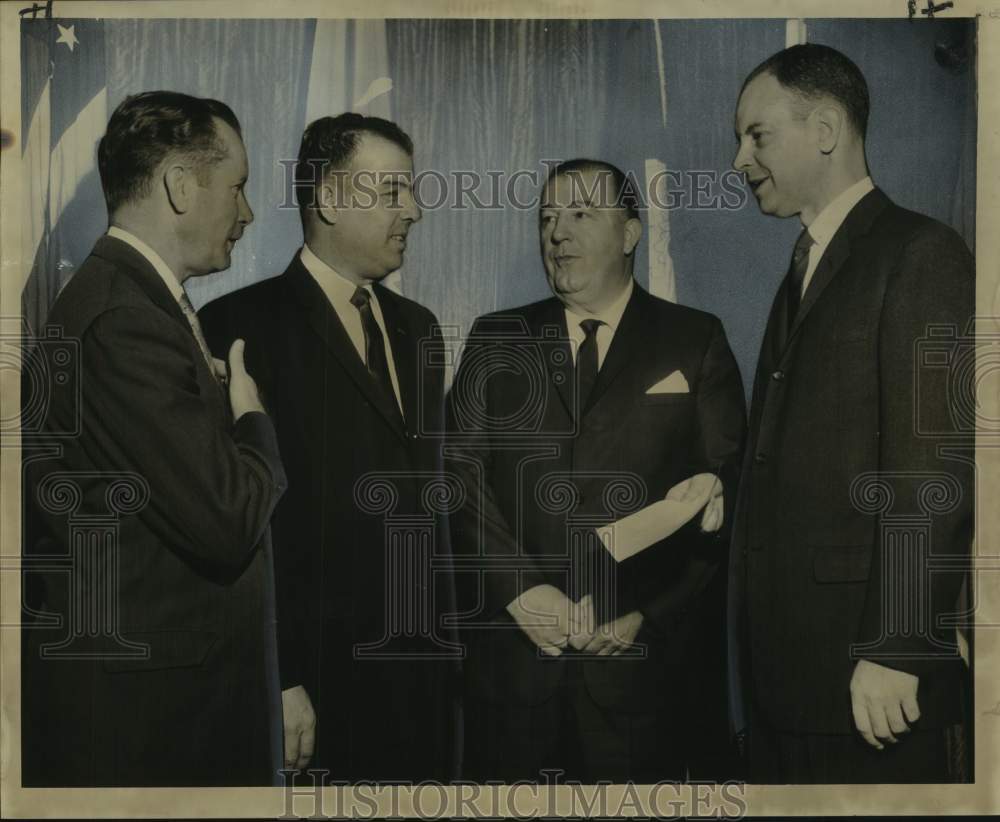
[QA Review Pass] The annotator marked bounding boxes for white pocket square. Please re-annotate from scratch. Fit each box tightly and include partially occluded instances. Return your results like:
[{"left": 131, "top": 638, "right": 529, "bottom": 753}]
[{"left": 646, "top": 370, "right": 689, "bottom": 394}]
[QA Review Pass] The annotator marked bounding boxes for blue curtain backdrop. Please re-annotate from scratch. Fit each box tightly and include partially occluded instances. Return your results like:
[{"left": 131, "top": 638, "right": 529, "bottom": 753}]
[{"left": 20, "top": 17, "right": 976, "bottom": 392}]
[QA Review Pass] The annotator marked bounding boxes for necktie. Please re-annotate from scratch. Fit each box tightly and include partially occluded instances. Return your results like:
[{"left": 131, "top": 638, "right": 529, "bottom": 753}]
[
  {"left": 350, "top": 287, "right": 404, "bottom": 427},
  {"left": 576, "top": 318, "right": 603, "bottom": 411},
  {"left": 786, "top": 228, "right": 815, "bottom": 330},
  {"left": 178, "top": 292, "right": 220, "bottom": 380}
]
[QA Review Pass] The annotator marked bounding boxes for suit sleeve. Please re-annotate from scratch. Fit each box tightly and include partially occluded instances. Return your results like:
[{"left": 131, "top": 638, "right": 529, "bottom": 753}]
[
  {"left": 857, "top": 223, "right": 974, "bottom": 676},
  {"left": 445, "top": 320, "right": 551, "bottom": 620},
  {"left": 80, "top": 305, "right": 286, "bottom": 572},
  {"left": 640, "top": 316, "right": 747, "bottom": 633}
]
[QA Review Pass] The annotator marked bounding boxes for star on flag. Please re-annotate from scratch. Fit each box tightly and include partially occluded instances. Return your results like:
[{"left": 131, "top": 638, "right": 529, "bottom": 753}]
[{"left": 56, "top": 24, "right": 78, "bottom": 52}]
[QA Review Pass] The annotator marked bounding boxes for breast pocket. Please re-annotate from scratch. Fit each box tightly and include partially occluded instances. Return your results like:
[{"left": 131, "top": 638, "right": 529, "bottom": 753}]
[{"left": 639, "top": 393, "right": 693, "bottom": 407}]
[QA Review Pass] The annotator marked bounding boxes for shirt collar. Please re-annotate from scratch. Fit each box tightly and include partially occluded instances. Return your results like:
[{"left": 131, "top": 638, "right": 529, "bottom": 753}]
[
  {"left": 564, "top": 278, "right": 634, "bottom": 334},
  {"left": 804, "top": 176, "right": 875, "bottom": 250},
  {"left": 300, "top": 243, "right": 371, "bottom": 302},
  {"left": 107, "top": 225, "right": 186, "bottom": 305}
]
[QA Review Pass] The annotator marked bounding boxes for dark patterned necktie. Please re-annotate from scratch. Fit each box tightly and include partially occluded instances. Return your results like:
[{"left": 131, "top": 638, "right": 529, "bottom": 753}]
[
  {"left": 577, "top": 318, "right": 603, "bottom": 411},
  {"left": 350, "top": 287, "right": 403, "bottom": 426},
  {"left": 786, "top": 228, "right": 815, "bottom": 330}
]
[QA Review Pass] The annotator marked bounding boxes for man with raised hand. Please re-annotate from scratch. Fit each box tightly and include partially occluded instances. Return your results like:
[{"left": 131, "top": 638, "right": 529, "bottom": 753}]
[{"left": 23, "top": 91, "right": 286, "bottom": 786}]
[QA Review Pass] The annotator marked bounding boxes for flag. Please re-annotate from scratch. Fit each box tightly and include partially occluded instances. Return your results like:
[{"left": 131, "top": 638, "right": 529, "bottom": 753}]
[
  {"left": 302, "top": 19, "right": 404, "bottom": 294},
  {"left": 645, "top": 21, "right": 678, "bottom": 303},
  {"left": 20, "top": 19, "right": 108, "bottom": 333}
]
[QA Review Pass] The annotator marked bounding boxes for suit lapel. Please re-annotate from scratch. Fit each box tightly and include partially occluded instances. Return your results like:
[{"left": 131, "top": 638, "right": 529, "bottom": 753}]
[
  {"left": 93, "top": 236, "right": 188, "bottom": 329},
  {"left": 533, "top": 299, "right": 574, "bottom": 420},
  {"left": 374, "top": 283, "right": 418, "bottom": 434},
  {"left": 582, "top": 284, "right": 644, "bottom": 415},
  {"left": 287, "top": 257, "right": 407, "bottom": 441},
  {"left": 783, "top": 188, "right": 890, "bottom": 353},
  {"left": 93, "top": 235, "right": 227, "bottom": 403}
]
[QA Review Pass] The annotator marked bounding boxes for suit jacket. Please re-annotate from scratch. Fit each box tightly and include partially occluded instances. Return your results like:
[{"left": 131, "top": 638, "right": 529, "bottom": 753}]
[
  {"left": 200, "top": 253, "right": 458, "bottom": 781},
  {"left": 729, "top": 188, "right": 975, "bottom": 736},
  {"left": 446, "top": 284, "right": 746, "bottom": 713},
  {"left": 21, "top": 235, "right": 287, "bottom": 786}
]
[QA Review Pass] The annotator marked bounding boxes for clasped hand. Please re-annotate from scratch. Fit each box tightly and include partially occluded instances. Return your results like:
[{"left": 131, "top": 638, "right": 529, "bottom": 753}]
[
  {"left": 665, "top": 472, "right": 724, "bottom": 532},
  {"left": 506, "top": 585, "right": 643, "bottom": 656},
  {"left": 850, "top": 659, "right": 920, "bottom": 749}
]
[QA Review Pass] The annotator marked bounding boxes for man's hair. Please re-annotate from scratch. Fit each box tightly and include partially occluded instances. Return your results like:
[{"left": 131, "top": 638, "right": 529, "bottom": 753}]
[
  {"left": 97, "top": 91, "right": 242, "bottom": 215},
  {"left": 294, "top": 112, "right": 414, "bottom": 213},
  {"left": 743, "top": 43, "right": 870, "bottom": 139},
  {"left": 543, "top": 158, "right": 641, "bottom": 221}
]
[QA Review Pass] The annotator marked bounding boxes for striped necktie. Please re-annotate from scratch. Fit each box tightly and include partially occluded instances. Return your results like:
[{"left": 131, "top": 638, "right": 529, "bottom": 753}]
[{"left": 178, "top": 292, "right": 219, "bottom": 380}]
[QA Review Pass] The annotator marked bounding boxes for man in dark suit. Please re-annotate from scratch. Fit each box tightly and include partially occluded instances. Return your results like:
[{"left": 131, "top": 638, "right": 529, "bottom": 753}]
[
  {"left": 22, "top": 91, "right": 287, "bottom": 786},
  {"left": 200, "top": 113, "right": 457, "bottom": 782},
  {"left": 729, "top": 44, "right": 974, "bottom": 783},
  {"left": 446, "top": 159, "right": 746, "bottom": 783}
]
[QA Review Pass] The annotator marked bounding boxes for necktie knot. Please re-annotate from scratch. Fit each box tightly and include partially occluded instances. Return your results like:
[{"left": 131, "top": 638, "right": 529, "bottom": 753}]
[
  {"left": 792, "top": 229, "right": 814, "bottom": 266},
  {"left": 350, "top": 286, "right": 372, "bottom": 310},
  {"left": 580, "top": 318, "right": 603, "bottom": 339}
]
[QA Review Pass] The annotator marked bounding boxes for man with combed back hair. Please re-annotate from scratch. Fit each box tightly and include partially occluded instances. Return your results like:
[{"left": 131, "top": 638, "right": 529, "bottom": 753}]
[
  {"left": 447, "top": 158, "right": 746, "bottom": 782},
  {"left": 22, "top": 91, "right": 286, "bottom": 786},
  {"left": 201, "top": 112, "right": 458, "bottom": 782}
]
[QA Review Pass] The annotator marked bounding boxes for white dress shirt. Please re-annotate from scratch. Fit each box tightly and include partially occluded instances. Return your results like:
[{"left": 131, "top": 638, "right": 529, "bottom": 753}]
[
  {"left": 107, "top": 225, "right": 186, "bottom": 304},
  {"left": 300, "top": 244, "right": 404, "bottom": 416},
  {"left": 800, "top": 176, "right": 875, "bottom": 296},
  {"left": 564, "top": 278, "right": 634, "bottom": 370}
]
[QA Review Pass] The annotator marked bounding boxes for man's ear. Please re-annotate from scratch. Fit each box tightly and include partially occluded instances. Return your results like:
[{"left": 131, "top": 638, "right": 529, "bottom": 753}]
[
  {"left": 316, "top": 181, "right": 340, "bottom": 226},
  {"left": 814, "top": 103, "right": 844, "bottom": 155},
  {"left": 163, "top": 163, "right": 190, "bottom": 215},
  {"left": 623, "top": 217, "right": 642, "bottom": 256}
]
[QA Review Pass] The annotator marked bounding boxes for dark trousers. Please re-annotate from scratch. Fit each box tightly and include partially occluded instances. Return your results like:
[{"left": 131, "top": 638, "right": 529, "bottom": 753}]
[
  {"left": 463, "top": 661, "right": 685, "bottom": 784},
  {"left": 748, "top": 718, "right": 954, "bottom": 784}
]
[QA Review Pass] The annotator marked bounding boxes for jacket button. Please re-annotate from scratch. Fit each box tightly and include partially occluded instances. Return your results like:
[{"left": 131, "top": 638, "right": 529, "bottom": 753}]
[
  {"left": 753, "top": 453, "right": 767, "bottom": 465},
  {"left": 771, "top": 370, "right": 785, "bottom": 382}
]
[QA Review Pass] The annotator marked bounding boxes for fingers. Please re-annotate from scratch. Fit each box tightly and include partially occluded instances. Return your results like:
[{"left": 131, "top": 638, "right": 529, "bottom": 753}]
[
  {"left": 572, "top": 594, "right": 595, "bottom": 635},
  {"left": 701, "top": 496, "right": 724, "bottom": 532},
  {"left": 297, "top": 724, "right": 315, "bottom": 770},
  {"left": 868, "top": 703, "right": 898, "bottom": 745},
  {"left": 885, "top": 701, "right": 911, "bottom": 737},
  {"left": 902, "top": 693, "right": 921, "bottom": 724},
  {"left": 851, "top": 693, "right": 882, "bottom": 750},
  {"left": 283, "top": 727, "right": 301, "bottom": 770},
  {"left": 669, "top": 473, "right": 721, "bottom": 504},
  {"left": 538, "top": 637, "right": 565, "bottom": 656},
  {"left": 212, "top": 356, "right": 228, "bottom": 382},
  {"left": 228, "top": 338, "right": 247, "bottom": 375}
]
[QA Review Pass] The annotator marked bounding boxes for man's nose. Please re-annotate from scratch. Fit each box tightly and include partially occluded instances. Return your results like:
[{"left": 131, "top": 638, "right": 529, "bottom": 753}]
[
  {"left": 239, "top": 190, "right": 254, "bottom": 226},
  {"left": 402, "top": 189, "right": 422, "bottom": 223},
  {"left": 732, "top": 139, "right": 752, "bottom": 173},
  {"left": 551, "top": 214, "right": 570, "bottom": 242}
]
